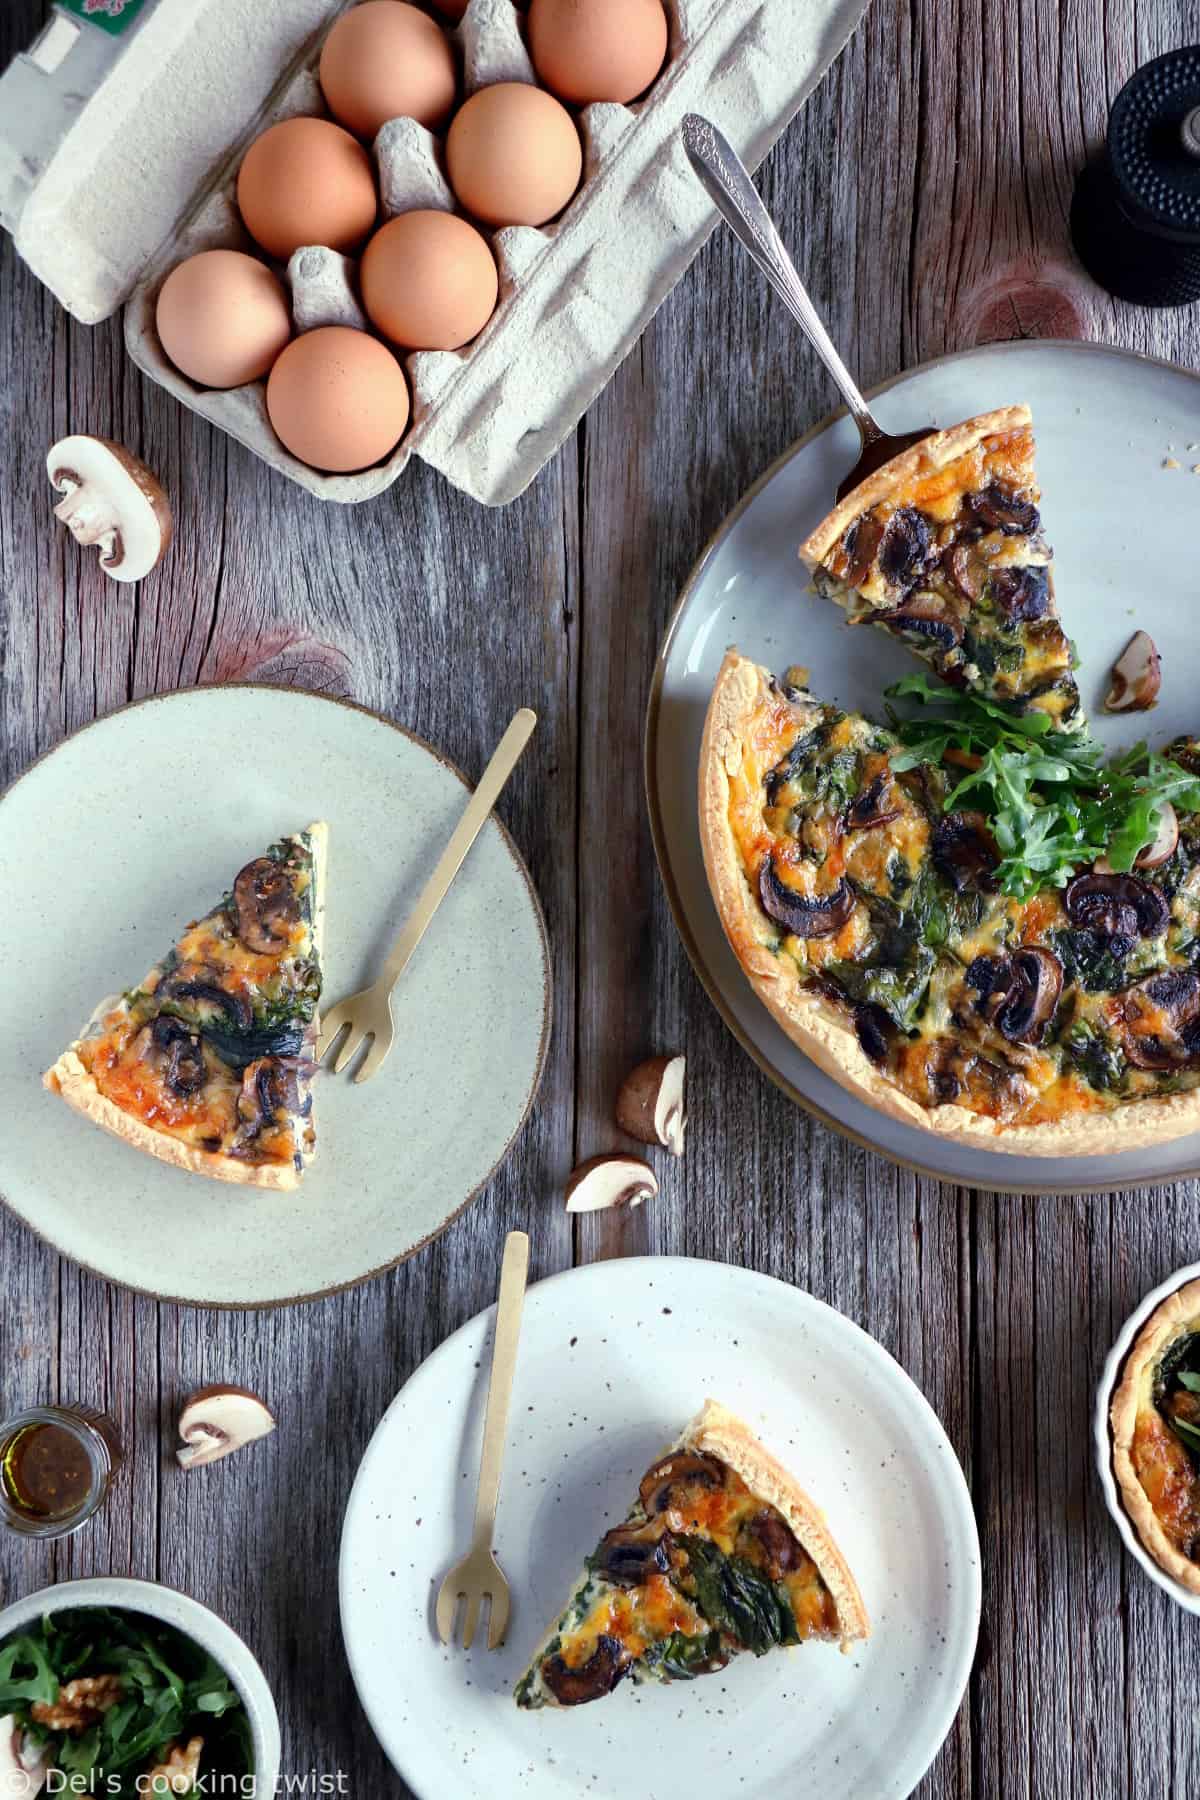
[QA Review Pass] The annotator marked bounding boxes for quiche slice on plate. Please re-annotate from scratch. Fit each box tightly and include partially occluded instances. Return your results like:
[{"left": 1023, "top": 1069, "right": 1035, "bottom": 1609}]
[
  {"left": 1111, "top": 1278, "right": 1200, "bottom": 1594},
  {"left": 800, "top": 406, "right": 1082, "bottom": 727},
  {"left": 514, "top": 1400, "right": 868, "bottom": 1709},
  {"left": 44, "top": 825, "right": 326, "bottom": 1189},
  {"left": 699, "top": 649, "right": 1200, "bottom": 1155}
]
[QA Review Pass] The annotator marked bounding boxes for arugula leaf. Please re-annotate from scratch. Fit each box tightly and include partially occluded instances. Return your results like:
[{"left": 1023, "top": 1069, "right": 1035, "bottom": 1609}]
[
  {"left": 1177, "top": 1372, "right": 1200, "bottom": 1393},
  {"left": 886, "top": 678, "right": 1200, "bottom": 899},
  {"left": 0, "top": 1632, "right": 59, "bottom": 1709},
  {"left": 1170, "top": 1415, "right": 1200, "bottom": 1454}
]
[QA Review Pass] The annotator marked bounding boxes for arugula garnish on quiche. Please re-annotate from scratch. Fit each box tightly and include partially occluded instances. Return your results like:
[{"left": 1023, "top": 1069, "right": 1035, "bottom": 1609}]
[
  {"left": 515, "top": 1401, "right": 867, "bottom": 1710},
  {"left": 44, "top": 826, "right": 326, "bottom": 1188}
]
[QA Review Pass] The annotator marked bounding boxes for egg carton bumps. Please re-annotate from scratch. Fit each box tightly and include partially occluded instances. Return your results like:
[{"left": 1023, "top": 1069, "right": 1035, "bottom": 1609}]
[{"left": 3, "top": 0, "right": 866, "bottom": 506}]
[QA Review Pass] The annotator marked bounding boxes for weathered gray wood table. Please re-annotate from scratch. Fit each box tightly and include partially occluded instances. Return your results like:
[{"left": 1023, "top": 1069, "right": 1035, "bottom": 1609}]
[{"left": 4, "top": 0, "right": 1200, "bottom": 1792}]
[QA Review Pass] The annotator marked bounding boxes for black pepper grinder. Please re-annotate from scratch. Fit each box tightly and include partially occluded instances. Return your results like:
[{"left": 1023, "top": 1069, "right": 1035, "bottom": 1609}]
[{"left": 1070, "top": 45, "right": 1200, "bottom": 307}]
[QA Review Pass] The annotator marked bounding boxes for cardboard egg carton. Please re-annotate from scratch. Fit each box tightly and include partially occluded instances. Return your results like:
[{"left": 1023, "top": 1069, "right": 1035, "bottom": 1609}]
[{"left": 1, "top": 0, "right": 866, "bottom": 506}]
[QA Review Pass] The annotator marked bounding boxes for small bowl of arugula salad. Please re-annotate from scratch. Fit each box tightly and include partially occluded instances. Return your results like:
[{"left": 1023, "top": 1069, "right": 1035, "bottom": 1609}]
[{"left": 0, "top": 1577, "right": 280, "bottom": 1796}]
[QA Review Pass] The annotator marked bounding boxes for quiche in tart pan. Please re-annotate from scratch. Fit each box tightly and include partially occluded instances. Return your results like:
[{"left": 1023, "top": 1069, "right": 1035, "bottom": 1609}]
[
  {"left": 699, "top": 649, "right": 1200, "bottom": 1155},
  {"left": 1111, "top": 1278, "right": 1200, "bottom": 1594}
]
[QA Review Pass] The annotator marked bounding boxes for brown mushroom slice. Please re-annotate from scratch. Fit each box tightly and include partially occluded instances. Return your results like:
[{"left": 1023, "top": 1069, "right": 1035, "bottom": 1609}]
[
  {"left": 237, "top": 1058, "right": 302, "bottom": 1136},
  {"left": 149, "top": 1015, "right": 207, "bottom": 1098},
  {"left": 1064, "top": 871, "right": 1170, "bottom": 940},
  {"left": 639, "top": 1449, "right": 726, "bottom": 1516},
  {"left": 176, "top": 1386, "right": 276, "bottom": 1468},
  {"left": 1104, "top": 630, "right": 1161, "bottom": 713},
  {"left": 964, "top": 481, "right": 1041, "bottom": 536},
  {"left": 990, "top": 565, "right": 1050, "bottom": 622},
  {"left": 540, "top": 1635, "right": 632, "bottom": 1706},
  {"left": 232, "top": 855, "right": 301, "bottom": 955},
  {"left": 931, "top": 812, "right": 999, "bottom": 894},
  {"left": 592, "top": 1521, "right": 673, "bottom": 1587},
  {"left": 966, "top": 948, "right": 1062, "bottom": 1045},
  {"left": 615, "top": 1055, "right": 686, "bottom": 1155},
  {"left": 565, "top": 1154, "right": 658, "bottom": 1213},
  {"left": 46, "top": 435, "right": 173, "bottom": 583},
  {"left": 878, "top": 506, "right": 934, "bottom": 589},
  {"left": 1120, "top": 969, "right": 1200, "bottom": 1070},
  {"left": 758, "top": 860, "right": 854, "bottom": 939},
  {"left": 745, "top": 1509, "right": 804, "bottom": 1579},
  {"left": 881, "top": 593, "right": 963, "bottom": 654},
  {"left": 942, "top": 541, "right": 985, "bottom": 601},
  {"left": 845, "top": 772, "right": 901, "bottom": 831}
]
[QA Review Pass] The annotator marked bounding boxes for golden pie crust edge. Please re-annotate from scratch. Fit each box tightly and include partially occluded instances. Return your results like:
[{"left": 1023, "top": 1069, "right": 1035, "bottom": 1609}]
[
  {"left": 798, "top": 405, "right": 1033, "bottom": 570},
  {"left": 42, "top": 822, "right": 328, "bottom": 1192},
  {"left": 697, "top": 648, "right": 1200, "bottom": 1155},
  {"left": 1110, "top": 1275, "right": 1200, "bottom": 1596},
  {"left": 686, "top": 1399, "right": 869, "bottom": 1647}
]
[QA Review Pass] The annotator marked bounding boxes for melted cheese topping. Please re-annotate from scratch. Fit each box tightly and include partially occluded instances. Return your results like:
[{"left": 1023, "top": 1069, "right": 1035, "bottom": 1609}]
[
  {"left": 1132, "top": 1406, "right": 1200, "bottom": 1557},
  {"left": 75, "top": 839, "right": 318, "bottom": 1168},
  {"left": 726, "top": 688, "right": 1200, "bottom": 1128},
  {"left": 551, "top": 1456, "right": 839, "bottom": 1685}
]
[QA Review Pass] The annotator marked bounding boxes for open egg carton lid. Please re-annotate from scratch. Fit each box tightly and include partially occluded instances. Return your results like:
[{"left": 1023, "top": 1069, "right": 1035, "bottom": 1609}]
[{"left": 1, "top": 0, "right": 868, "bottom": 507}]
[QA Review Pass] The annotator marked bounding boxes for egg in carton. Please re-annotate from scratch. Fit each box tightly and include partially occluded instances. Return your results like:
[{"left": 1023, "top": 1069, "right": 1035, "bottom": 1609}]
[{"left": 4, "top": 0, "right": 868, "bottom": 507}]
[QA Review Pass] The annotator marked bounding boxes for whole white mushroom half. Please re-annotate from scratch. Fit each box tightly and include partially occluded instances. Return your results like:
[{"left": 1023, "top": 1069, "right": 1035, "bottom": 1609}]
[{"left": 46, "top": 436, "right": 173, "bottom": 583}]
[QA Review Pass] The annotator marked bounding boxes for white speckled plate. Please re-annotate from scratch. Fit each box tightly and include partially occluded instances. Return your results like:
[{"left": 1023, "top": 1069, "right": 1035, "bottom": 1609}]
[
  {"left": 648, "top": 340, "right": 1200, "bottom": 1193},
  {"left": 339, "top": 1256, "right": 980, "bottom": 1800},
  {"left": 0, "top": 686, "right": 550, "bottom": 1306},
  {"left": 1094, "top": 1259, "right": 1200, "bottom": 1614}
]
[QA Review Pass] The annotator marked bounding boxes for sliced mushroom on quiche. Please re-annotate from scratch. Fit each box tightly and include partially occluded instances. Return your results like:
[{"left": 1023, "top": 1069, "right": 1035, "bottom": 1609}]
[
  {"left": 1111, "top": 1278, "right": 1200, "bottom": 1594},
  {"left": 514, "top": 1400, "right": 868, "bottom": 1710},
  {"left": 699, "top": 648, "right": 1200, "bottom": 1155},
  {"left": 44, "top": 825, "right": 326, "bottom": 1189},
  {"left": 800, "top": 406, "right": 1081, "bottom": 727}
]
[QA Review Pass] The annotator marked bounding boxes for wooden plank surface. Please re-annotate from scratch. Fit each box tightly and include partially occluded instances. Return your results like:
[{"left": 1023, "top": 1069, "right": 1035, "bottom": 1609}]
[{"left": 3, "top": 0, "right": 1200, "bottom": 1793}]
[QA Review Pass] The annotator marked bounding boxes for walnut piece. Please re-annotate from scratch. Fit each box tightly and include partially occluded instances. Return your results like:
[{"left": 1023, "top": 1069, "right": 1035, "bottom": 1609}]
[
  {"left": 144, "top": 1736, "right": 204, "bottom": 1795},
  {"left": 30, "top": 1674, "right": 124, "bottom": 1733}
]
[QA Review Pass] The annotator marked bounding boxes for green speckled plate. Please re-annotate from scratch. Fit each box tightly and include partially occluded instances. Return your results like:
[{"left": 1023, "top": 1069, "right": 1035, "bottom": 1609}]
[{"left": 0, "top": 686, "right": 550, "bottom": 1305}]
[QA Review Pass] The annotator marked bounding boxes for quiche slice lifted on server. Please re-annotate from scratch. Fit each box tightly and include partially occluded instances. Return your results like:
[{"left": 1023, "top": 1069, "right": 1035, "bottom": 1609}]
[
  {"left": 700, "top": 649, "right": 1200, "bottom": 1155},
  {"left": 515, "top": 1401, "right": 868, "bottom": 1709},
  {"left": 800, "top": 406, "right": 1082, "bottom": 728},
  {"left": 44, "top": 825, "right": 326, "bottom": 1189}
]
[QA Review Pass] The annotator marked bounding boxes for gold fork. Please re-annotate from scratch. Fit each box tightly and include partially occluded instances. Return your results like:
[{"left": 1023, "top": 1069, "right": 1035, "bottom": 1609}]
[
  {"left": 435, "top": 1229, "right": 530, "bottom": 1650},
  {"left": 316, "top": 708, "right": 536, "bottom": 1083}
]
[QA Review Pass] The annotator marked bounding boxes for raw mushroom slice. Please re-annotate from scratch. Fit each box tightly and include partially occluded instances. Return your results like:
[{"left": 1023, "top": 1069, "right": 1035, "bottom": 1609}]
[
  {"left": 176, "top": 1386, "right": 276, "bottom": 1469},
  {"left": 1104, "top": 630, "right": 1161, "bottom": 713},
  {"left": 564, "top": 1153, "right": 658, "bottom": 1213},
  {"left": 615, "top": 1054, "right": 686, "bottom": 1155},
  {"left": 46, "top": 436, "right": 173, "bottom": 583}
]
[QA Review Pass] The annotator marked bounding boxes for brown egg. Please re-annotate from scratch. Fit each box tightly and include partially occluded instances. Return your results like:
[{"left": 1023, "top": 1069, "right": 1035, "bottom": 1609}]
[
  {"left": 446, "top": 83, "right": 582, "bottom": 228},
  {"left": 237, "top": 118, "right": 377, "bottom": 263},
  {"left": 155, "top": 250, "right": 292, "bottom": 389},
  {"left": 361, "top": 212, "right": 499, "bottom": 350},
  {"left": 266, "top": 327, "right": 410, "bottom": 472},
  {"left": 319, "top": 2, "right": 458, "bottom": 138},
  {"left": 529, "top": 0, "right": 668, "bottom": 105}
]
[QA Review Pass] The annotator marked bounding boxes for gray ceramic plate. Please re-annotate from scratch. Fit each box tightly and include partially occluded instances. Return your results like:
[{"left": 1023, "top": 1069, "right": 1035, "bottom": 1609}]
[
  {"left": 648, "top": 340, "right": 1200, "bottom": 1194},
  {"left": 340, "top": 1256, "right": 980, "bottom": 1800},
  {"left": 0, "top": 687, "right": 550, "bottom": 1305}
]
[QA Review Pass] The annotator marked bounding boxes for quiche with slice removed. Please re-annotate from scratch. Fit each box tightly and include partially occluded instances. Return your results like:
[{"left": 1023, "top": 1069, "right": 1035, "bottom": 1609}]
[
  {"left": 1111, "top": 1278, "right": 1200, "bottom": 1594},
  {"left": 44, "top": 826, "right": 326, "bottom": 1189},
  {"left": 514, "top": 1400, "right": 868, "bottom": 1709},
  {"left": 800, "top": 406, "right": 1081, "bottom": 726},
  {"left": 699, "top": 648, "right": 1200, "bottom": 1155}
]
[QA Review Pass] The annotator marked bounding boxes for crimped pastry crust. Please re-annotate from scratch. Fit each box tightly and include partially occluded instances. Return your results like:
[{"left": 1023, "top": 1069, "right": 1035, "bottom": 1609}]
[
  {"left": 1110, "top": 1276, "right": 1200, "bottom": 1595},
  {"left": 799, "top": 406, "right": 1033, "bottom": 570},
  {"left": 698, "top": 648, "right": 1200, "bottom": 1155},
  {"left": 43, "top": 822, "right": 327, "bottom": 1190}
]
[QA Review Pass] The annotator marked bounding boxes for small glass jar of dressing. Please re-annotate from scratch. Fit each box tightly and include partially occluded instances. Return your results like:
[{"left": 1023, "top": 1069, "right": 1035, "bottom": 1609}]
[{"left": 0, "top": 1404, "right": 122, "bottom": 1540}]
